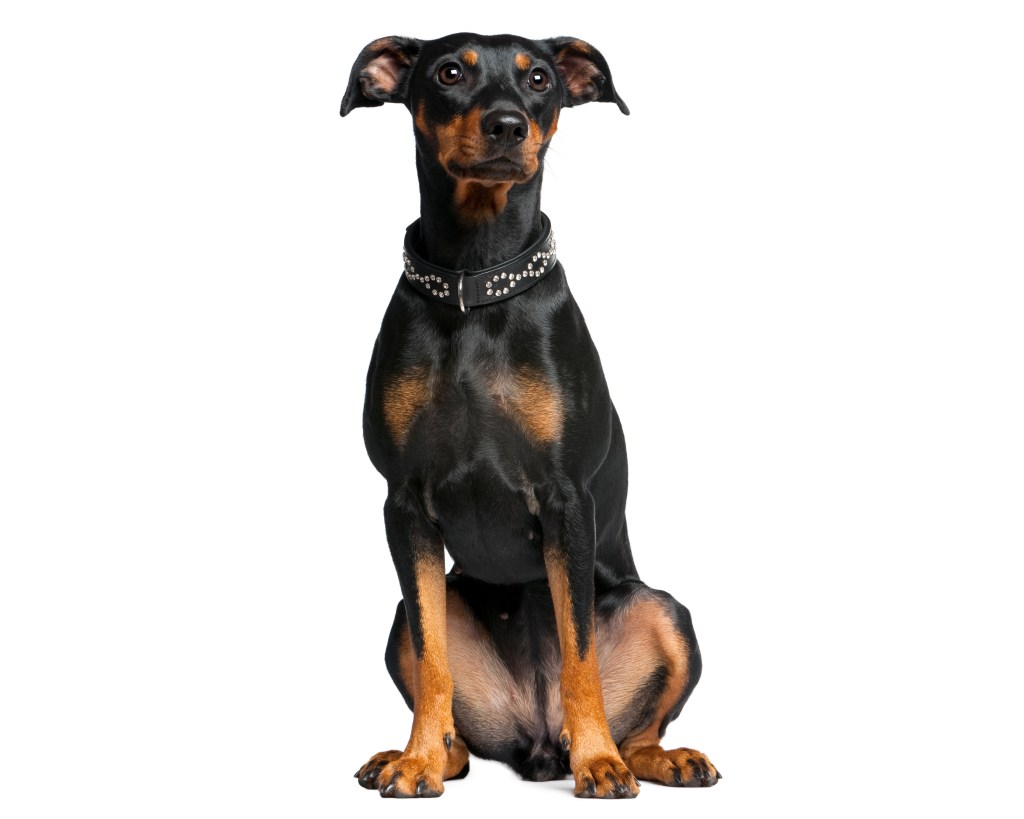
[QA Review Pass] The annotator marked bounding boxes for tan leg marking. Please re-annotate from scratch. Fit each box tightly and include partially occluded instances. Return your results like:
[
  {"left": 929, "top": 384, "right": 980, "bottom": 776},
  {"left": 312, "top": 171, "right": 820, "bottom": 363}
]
[
  {"left": 545, "top": 554, "right": 639, "bottom": 798},
  {"left": 360, "top": 554, "right": 457, "bottom": 797}
]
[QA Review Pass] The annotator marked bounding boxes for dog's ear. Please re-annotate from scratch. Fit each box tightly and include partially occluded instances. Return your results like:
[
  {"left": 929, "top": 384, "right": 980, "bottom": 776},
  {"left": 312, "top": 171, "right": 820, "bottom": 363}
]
[
  {"left": 340, "top": 36, "right": 423, "bottom": 116},
  {"left": 543, "top": 38, "right": 629, "bottom": 115}
]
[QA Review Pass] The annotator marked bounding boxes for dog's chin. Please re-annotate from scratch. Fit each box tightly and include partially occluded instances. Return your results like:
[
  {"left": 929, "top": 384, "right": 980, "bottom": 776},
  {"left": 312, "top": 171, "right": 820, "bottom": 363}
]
[{"left": 448, "top": 157, "right": 535, "bottom": 184}]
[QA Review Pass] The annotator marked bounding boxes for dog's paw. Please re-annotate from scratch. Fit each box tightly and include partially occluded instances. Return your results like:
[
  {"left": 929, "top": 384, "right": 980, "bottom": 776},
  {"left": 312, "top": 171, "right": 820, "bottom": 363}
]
[
  {"left": 374, "top": 752, "right": 447, "bottom": 798},
  {"left": 354, "top": 750, "right": 402, "bottom": 790},
  {"left": 624, "top": 746, "right": 721, "bottom": 787},
  {"left": 572, "top": 754, "right": 639, "bottom": 799},
  {"left": 356, "top": 733, "right": 470, "bottom": 796}
]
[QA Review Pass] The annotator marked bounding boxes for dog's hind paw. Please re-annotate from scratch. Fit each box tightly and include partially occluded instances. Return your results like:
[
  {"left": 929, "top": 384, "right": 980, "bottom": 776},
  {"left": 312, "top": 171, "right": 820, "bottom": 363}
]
[{"left": 623, "top": 746, "right": 721, "bottom": 787}]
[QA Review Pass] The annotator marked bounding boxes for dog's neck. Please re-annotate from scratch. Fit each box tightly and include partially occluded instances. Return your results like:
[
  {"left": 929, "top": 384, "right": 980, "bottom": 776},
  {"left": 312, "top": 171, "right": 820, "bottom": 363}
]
[{"left": 414, "top": 154, "right": 545, "bottom": 271}]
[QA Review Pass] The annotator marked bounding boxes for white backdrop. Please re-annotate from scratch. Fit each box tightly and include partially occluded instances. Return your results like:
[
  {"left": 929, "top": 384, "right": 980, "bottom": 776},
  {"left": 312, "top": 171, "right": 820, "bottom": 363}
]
[{"left": 2, "top": 2, "right": 1022, "bottom": 817}]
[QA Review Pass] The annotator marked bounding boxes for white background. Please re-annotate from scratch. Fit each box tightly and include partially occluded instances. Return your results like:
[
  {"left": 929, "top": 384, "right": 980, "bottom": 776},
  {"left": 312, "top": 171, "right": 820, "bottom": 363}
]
[{"left": 2, "top": 2, "right": 1022, "bottom": 817}]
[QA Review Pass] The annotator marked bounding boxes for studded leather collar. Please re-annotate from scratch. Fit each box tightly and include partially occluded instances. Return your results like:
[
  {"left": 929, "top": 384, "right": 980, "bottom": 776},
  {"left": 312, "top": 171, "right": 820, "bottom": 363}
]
[{"left": 402, "top": 213, "right": 557, "bottom": 313}]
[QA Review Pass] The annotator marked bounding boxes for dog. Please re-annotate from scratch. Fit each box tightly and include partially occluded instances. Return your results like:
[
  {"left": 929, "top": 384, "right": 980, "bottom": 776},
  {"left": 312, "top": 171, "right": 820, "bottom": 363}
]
[{"left": 340, "top": 33, "right": 720, "bottom": 799}]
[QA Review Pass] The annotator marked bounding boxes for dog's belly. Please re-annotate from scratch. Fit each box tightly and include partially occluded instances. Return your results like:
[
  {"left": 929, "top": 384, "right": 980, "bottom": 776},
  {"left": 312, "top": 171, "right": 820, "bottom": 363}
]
[{"left": 431, "top": 466, "right": 546, "bottom": 586}]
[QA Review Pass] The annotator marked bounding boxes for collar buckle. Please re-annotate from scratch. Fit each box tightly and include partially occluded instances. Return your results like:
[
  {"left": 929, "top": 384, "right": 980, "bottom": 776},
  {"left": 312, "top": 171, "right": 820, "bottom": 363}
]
[{"left": 457, "top": 270, "right": 469, "bottom": 315}]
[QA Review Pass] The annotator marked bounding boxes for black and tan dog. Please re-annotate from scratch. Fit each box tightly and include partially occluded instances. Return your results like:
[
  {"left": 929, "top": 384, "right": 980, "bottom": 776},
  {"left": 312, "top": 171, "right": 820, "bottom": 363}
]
[{"left": 340, "top": 33, "right": 720, "bottom": 799}]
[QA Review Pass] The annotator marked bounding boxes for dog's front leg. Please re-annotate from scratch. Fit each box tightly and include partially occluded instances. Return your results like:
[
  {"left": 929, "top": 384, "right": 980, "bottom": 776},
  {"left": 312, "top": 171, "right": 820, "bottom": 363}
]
[
  {"left": 368, "top": 484, "right": 456, "bottom": 798},
  {"left": 543, "top": 489, "right": 640, "bottom": 799}
]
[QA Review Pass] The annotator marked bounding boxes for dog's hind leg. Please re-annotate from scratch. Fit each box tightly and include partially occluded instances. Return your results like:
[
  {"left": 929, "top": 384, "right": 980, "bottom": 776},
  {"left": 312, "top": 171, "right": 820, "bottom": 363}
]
[{"left": 595, "top": 582, "right": 721, "bottom": 787}]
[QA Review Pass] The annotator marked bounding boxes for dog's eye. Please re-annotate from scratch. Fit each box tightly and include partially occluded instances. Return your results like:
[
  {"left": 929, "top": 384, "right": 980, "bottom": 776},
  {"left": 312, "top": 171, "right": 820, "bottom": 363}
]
[
  {"left": 528, "top": 69, "right": 550, "bottom": 92},
  {"left": 438, "top": 63, "right": 464, "bottom": 86}
]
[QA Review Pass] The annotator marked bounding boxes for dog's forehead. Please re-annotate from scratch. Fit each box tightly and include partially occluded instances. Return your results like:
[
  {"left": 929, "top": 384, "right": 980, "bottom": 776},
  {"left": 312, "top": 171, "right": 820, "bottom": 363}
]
[{"left": 420, "top": 32, "right": 550, "bottom": 68}]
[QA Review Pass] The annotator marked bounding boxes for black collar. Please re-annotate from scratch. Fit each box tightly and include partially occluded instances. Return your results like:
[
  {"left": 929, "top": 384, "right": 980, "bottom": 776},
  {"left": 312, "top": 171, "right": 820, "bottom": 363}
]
[{"left": 402, "top": 213, "right": 557, "bottom": 313}]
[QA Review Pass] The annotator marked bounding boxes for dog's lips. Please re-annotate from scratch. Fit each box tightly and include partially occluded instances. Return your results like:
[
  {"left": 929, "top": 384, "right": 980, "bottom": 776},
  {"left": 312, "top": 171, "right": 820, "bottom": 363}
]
[{"left": 449, "top": 156, "right": 528, "bottom": 182}]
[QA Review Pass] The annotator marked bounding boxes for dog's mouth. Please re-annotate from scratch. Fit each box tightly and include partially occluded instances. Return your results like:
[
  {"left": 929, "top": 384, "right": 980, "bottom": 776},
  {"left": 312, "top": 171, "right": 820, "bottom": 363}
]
[{"left": 447, "top": 156, "right": 533, "bottom": 184}]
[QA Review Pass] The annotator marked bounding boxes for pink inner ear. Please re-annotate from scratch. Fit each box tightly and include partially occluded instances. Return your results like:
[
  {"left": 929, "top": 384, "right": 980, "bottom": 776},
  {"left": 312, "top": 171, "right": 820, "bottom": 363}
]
[
  {"left": 556, "top": 53, "right": 603, "bottom": 102},
  {"left": 362, "top": 50, "right": 403, "bottom": 96}
]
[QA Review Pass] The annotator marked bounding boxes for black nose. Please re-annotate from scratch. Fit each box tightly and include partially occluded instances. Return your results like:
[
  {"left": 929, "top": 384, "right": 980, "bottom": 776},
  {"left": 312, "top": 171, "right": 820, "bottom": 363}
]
[{"left": 481, "top": 109, "right": 529, "bottom": 148}]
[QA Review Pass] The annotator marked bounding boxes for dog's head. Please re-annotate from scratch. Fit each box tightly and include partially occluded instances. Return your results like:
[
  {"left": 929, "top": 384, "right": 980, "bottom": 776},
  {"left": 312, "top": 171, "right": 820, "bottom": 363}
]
[{"left": 341, "top": 33, "right": 627, "bottom": 220}]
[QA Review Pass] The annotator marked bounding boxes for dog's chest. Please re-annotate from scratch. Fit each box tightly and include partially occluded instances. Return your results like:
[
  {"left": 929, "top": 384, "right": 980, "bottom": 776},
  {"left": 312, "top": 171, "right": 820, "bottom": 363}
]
[
  {"left": 376, "top": 354, "right": 563, "bottom": 584},
  {"left": 380, "top": 357, "right": 565, "bottom": 457}
]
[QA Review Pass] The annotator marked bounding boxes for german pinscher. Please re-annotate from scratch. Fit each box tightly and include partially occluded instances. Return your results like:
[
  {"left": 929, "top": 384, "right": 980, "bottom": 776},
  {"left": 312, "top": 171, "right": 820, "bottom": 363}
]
[{"left": 340, "top": 33, "right": 720, "bottom": 799}]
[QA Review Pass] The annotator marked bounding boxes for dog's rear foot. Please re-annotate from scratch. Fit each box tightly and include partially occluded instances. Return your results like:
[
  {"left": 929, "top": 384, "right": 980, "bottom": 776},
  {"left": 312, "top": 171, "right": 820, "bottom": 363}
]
[{"left": 623, "top": 746, "right": 721, "bottom": 787}]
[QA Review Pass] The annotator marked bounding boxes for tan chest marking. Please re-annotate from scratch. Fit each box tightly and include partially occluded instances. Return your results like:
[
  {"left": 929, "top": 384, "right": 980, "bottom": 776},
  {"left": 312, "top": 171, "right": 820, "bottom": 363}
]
[
  {"left": 384, "top": 367, "right": 562, "bottom": 447},
  {"left": 490, "top": 368, "right": 565, "bottom": 444},
  {"left": 382, "top": 367, "right": 432, "bottom": 446}
]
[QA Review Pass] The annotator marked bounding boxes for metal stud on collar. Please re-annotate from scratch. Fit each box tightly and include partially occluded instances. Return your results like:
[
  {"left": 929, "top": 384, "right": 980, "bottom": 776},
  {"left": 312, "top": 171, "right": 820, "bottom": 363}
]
[
  {"left": 482, "top": 233, "right": 555, "bottom": 299},
  {"left": 402, "top": 252, "right": 452, "bottom": 301}
]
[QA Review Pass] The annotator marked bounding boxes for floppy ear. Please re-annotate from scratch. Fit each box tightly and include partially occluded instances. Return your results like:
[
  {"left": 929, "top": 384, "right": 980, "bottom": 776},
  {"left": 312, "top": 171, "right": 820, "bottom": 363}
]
[
  {"left": 340, "top": 36, "right": 423, "bottom": 116},
  {"left": 544, "top": 37, "right": 629, "bottom": 115}
]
